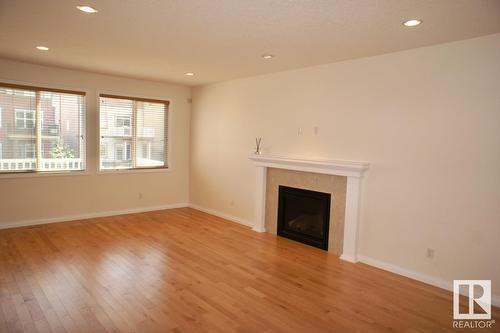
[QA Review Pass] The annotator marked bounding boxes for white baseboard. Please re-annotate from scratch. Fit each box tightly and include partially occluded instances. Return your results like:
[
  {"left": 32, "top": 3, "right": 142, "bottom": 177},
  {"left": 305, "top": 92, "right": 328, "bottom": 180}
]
[
  {"left": 188, "top": 203, "right": 254, "bottom": 227},
  {"left": 339, "top": 254, "right": 357, "bottom": 263},
  {"left": 0, "top": 203, "right": 189, "bottom": 230},
  {"left": 358, "top": 255, "right": 500, "bottom": 307}
]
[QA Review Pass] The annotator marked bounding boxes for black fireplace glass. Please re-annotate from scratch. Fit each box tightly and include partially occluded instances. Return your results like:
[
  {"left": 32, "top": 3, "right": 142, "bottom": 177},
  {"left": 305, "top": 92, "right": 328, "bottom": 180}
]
[{"left": 277, "top": 185, "right": 331, "bottom": 250}]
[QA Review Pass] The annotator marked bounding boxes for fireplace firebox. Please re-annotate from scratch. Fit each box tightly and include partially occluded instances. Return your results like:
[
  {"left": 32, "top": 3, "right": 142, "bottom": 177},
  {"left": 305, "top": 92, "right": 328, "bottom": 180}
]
[{"left": 277, "top": 185, "right": 331, "bottom": 250}]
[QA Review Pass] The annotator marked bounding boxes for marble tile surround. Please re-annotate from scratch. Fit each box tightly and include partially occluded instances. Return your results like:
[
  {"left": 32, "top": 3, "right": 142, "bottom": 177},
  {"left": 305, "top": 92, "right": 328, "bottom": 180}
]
[{"left": 265, "top": 168, "right": 347, "bottom": 255}]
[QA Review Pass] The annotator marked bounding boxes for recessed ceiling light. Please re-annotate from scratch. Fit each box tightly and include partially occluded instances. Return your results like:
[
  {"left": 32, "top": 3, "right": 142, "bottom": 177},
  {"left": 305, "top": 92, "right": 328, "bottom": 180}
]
[
  {"left": 262, "top": 54, "right": 274, "bottom": 59},
  {"left": 77, "top": 5, "right": 98, "bottom": 13},
  {"left": 185, "top": 72, "right": 195, "bottom": 76},
  {"left": 35, "top": 46, "right": 49, "bottom": 51},
  {"left": 403, "top": 19, "right": 422, "bottom": 27}
]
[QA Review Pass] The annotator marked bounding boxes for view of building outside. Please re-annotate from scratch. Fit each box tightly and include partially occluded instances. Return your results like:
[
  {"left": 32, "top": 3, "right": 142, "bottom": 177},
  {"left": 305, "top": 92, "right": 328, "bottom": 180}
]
[
  {"left": 0, "top": 87, "right": 85, "bottom": 172},
  {"left": 99, "top": 96, "right": 166, "bottom": 170}
]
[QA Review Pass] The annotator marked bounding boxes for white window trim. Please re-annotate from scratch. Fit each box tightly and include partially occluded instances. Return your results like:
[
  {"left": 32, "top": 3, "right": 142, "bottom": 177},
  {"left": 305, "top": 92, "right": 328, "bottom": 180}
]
[
  {"left": 97, "top": 91, "right": 172, "bottom": 174},
  {"left": 0, "top": 170, "right": 89, "bottom": 179},
  {"left": 97, "top": 167, "right": 169, "bottom": 175}
]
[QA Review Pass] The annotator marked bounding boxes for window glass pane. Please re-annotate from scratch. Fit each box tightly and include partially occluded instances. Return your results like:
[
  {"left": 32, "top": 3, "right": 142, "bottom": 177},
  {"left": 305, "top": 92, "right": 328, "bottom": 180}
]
[
  {"left": 100, "top": 137, "right": 133, "bottom": 169},
  {"left": 0, "top": 85, "right": 86, "bottom": 173},
  {"left": 100, "top": 97, "right": 133, "bottom": 169},
  {"left": 39, "top": 91, "right": 85, "bottom": 171},
  {"left": 99, "top": 96, "right": 167, "bottom": 170},
  {"left": 100, "top": 98, "right": 132, "bottom": 139},
  {"left": 136, "top": 101, "right": 166, "bottom": 168},
  {"left": 0, "top": 88, "right": 37, "bottom": 171}
]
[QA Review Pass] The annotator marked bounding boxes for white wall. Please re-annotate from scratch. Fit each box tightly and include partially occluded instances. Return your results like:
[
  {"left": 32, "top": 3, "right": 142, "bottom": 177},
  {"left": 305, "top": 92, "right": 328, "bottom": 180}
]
[
  {"left": 190, "top": 33, "right": 500, "bottom": 295},
  {"left": 0, "top": 59, "right": 191, "bottom": 226}
]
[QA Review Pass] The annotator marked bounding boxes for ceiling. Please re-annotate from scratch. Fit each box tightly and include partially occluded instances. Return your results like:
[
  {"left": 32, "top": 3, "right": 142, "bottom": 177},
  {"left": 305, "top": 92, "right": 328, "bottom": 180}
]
[{"left": 1, "top": 0, "right": 500, "bottom": 86}]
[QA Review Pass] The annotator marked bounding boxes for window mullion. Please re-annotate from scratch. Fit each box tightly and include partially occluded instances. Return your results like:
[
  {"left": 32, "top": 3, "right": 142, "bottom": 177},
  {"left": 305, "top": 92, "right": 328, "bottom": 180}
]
[
  {"left": 164, "top": 104, "right": 168, "bottom": 167},
  {"left": 132, "top": 100, "right": 138, "bottom": 168},
  {"left": 35, "top": 91, "right": 42, "bottom": 171}
]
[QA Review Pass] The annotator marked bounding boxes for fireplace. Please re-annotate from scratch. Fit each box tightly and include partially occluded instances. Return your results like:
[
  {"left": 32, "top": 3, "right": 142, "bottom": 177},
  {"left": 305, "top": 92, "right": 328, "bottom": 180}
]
[
  {"left": 277, "top": 185, "right": 331, "bottom": 250},
  {"left": 250, "top": 155, "right": 369, "bottom": 262}
]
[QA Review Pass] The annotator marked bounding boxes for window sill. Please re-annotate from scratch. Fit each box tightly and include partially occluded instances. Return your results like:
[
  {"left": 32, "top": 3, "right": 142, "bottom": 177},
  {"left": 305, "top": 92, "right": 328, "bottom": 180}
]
[
  {"left": 97, "top": 167, "right": 170, "bottom": 175},
  {"left": 0, "top": 170, "right": 89, "bottom": 179}
]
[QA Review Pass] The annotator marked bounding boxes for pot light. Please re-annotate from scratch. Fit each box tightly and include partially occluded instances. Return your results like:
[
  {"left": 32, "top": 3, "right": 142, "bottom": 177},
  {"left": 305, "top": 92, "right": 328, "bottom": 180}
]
[
  {"left": 77, "top": 5, "right": 98, "bottom": 13},
  {"left": 35, "top": 46, "right": 49, "bottom": 51},
  {"left": 185, "top": 72, "right": 195, "bottom": 76},
  {"left": 262, "top": 54, "right": 274, "bottom": 59},
  {"left": 403, "top": 19, "right": 422, "bottom": 27}
]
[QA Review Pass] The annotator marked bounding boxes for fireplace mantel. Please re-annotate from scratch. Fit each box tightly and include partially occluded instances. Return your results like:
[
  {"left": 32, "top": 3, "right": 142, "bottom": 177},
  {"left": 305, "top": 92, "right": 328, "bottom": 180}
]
[
  {"left": 249, "top": 155, "right": 369, "bottom": 263},
  {"left": 248, "top": 155, "right": 368, "bottom": 177}
]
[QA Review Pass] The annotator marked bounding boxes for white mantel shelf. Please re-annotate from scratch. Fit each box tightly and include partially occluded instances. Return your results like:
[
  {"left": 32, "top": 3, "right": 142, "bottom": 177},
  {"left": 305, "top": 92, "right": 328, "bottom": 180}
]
[
  {"left": 249, "top": 155, "right": 370, "bottom": 263},
  {"left": 248, "top": 155, "right": 369, "bottom": 178}
]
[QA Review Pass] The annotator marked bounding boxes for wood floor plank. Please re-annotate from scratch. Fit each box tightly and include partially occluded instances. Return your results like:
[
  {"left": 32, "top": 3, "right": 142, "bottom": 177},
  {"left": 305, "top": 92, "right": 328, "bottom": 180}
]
[{"left": 0, "top": 207, "right": 498, "bottom": 332}]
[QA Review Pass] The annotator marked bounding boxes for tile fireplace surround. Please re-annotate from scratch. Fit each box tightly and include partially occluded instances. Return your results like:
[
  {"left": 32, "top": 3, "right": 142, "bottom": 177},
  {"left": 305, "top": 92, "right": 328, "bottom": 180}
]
[
  {"left": 249, "top": 155, "right": 369, "bottom": 263},
  {"left": 266, "top": 169, "right": 346, "bottom": 255}
]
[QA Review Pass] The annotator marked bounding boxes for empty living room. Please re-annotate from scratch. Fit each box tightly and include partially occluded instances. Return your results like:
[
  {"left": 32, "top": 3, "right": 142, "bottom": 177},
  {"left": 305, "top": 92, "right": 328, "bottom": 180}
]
[{"left": 1, "top": 1, "right": 499, "bottom": 332}]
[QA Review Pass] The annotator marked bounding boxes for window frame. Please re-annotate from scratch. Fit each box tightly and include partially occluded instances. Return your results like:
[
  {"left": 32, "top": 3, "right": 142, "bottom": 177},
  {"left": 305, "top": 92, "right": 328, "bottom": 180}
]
[
  {"left": 23, "top": 142, "right": 36, "bottom": 159},
  {"left": 0, "top": 81, "right": 88, "bottom": 178},
  {"left": 115, "top": 115, "right": 131, "bottom": 129},
  {"left": 15, "top": 108, "right": 36, "bottom": 129},
  {"left": 97, "top": 92, "right": 171, "bottom": 174}
]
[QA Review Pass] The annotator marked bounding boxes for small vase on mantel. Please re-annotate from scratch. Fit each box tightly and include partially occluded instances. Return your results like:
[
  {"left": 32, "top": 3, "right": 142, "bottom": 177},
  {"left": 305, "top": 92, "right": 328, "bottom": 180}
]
[{"left": 254, "top": 137, "right": 262, "bottom": 155}]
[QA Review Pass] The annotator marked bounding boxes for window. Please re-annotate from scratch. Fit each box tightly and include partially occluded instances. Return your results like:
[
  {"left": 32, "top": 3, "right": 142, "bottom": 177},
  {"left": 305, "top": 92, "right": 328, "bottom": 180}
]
[
  {"left": 100, "top": 143, "right": 108, "bottom": 158},
  {"left": 115, "top": 116, "right": 131, "bottom": 128},
  {"left": 15, "top": 108, "right": 35, "bottom": 129},
  {"left": 23, "top": 143, "right": 36, "bottom": 159},
  {"left": 114, "top": 115, "right": 131, "bottom": 136},
  {"left": 114, "top": 142, "right": 131, "bottom": 161},
  {"left": 99, "top": 94, "right": 168, "bottom": 170},
  {"left": 0, "top": 83, "right": 86, "bottom": 173}
]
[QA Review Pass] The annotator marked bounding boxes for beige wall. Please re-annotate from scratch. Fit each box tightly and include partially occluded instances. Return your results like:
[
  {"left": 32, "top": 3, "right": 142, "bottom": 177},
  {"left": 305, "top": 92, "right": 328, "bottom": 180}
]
[
  {"left": 0, "top": 59, "right": 191, "bottom": 225},
  {"left": 190, "top": 34, "right": 500, "bottom": 294}
]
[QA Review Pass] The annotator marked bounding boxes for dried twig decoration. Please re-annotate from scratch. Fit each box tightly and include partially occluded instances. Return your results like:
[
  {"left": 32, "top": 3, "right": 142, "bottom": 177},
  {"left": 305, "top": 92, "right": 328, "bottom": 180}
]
[{"left": 255, "top": 137, "right": 262, "bottom": 155}]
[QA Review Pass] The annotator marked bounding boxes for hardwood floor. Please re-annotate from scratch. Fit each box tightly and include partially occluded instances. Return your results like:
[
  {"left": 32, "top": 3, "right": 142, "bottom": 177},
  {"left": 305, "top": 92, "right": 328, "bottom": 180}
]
[{"left": 0, "top": 208, "right": 498, "bottom": 332}]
